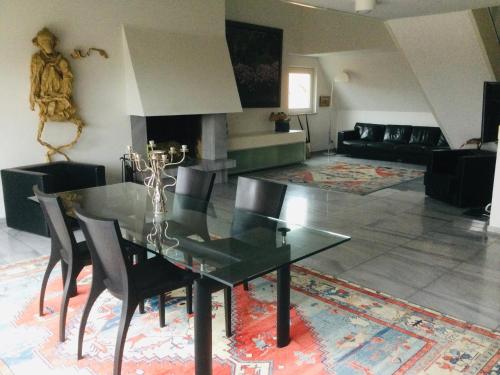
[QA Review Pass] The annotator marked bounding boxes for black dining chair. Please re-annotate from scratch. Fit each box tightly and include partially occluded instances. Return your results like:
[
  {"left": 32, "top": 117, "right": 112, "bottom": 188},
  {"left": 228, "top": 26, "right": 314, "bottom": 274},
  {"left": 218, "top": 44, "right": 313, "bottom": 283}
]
[
  {"left": 34, "top": 186, "right": 92, "bottom": 343},
  {"left": 174, "top": 167, "right": 215, "bottom": 315},
  {"left": 234, "top": 177, "right": 287, "bottom": 291},
  {"left": 75, "top": 208, "right": 199, "bottom": 375},
  {"left": 175, "top": 166, "right": 216, "bottom": 202},
  {"left": 169, "top": 167, "right": 216, "bottom": 242},
  {"left": 218, "top": 177, "right": 287, "bottom": 337}
]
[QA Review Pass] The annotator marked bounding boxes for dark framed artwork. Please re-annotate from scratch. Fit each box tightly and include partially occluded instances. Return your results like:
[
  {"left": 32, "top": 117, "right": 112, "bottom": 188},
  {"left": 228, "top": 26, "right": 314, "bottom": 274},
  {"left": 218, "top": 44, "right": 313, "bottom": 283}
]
[{"left": 225, "top": 20, "right": 283, "bottom": 108}]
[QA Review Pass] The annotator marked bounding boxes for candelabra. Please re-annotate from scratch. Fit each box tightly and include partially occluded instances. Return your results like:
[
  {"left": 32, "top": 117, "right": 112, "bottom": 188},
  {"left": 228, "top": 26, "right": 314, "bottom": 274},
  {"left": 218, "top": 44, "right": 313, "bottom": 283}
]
[
  {"left": 146, "top": 215, "right": 179, "bottom": 253},
  {"left": 127, "top": 141, "right": 188, "bottom": 215}
]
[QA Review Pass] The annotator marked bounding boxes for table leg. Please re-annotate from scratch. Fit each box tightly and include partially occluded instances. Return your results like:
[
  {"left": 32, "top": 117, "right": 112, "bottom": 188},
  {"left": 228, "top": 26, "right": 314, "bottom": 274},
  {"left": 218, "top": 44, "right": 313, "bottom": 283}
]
[
  {"left": 277, "top": 264, "right": 290, "bottom": 348},
  {"left": 194, "top": 277, "right": 212, "bottom": 375}
]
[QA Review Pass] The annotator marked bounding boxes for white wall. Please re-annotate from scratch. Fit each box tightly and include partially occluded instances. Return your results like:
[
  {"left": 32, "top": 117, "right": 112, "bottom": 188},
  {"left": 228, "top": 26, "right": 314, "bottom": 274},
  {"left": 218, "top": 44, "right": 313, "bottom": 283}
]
[
  {"left": 226, "top": 0, "right": 334, "bottom": 152},
  {"left": 0, "top": 0, "right": 225, "bottom": 217},
  {"left": 387, "top": 11, "right": 496, "bottom": 149},
  {"left": 299, "top": 7, "right": 396, "bottom": 54},
  {"left": 336, "top": 110, "right": 438, "bottom": 131},
  {"left": 318, "top": 50, "right": 438, "bottom": 140},
  {"left": 225, "top": 0, "right": 401, "bottom": 152},
  {"left": 227, "top": 54, "right": 332, "bottom": 152},
  {"left": 489, "top": 146, "right": 500, "bottom": 230}
]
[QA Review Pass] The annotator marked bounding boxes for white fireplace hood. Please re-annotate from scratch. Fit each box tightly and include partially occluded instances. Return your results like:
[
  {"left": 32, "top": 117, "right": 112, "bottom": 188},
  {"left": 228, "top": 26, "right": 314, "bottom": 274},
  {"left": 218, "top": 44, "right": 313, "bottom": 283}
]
[{"left": 122, "top": 25, "right": 242, "bottom": 116}]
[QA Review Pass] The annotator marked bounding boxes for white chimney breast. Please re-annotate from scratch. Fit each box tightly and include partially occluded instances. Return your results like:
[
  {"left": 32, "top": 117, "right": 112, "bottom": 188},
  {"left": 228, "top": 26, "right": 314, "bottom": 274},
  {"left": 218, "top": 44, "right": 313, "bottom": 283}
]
[{"left": 122, "top": 25, "right": 242, "bottom": 116}]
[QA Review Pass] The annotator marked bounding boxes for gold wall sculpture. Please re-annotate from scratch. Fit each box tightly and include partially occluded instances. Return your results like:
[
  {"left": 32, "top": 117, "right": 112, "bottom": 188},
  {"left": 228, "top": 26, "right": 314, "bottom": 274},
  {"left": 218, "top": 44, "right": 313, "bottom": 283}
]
[
  {"left": 71, "top": 48, "right": 108, "bottom": 59},
  {"left": 30, "top": 28, "right": 84, "bottom": 161}
]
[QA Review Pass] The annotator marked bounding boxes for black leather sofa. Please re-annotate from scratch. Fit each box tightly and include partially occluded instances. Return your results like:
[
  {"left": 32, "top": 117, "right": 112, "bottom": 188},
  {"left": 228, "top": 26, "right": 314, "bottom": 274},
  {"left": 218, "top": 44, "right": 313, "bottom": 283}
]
[
  {"left": 337, "top": 123, "right": 449, "bottom": 164},
  {"left": 1, "top": 161, "right": 105, "bottom": 236},
  {"left": 424, "top": 149, "right": 496, "bottom": 208}
]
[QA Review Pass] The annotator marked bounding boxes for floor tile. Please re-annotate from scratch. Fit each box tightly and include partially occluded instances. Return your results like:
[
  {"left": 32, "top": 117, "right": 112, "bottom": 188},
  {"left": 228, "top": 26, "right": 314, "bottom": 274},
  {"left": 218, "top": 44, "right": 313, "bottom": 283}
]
[
  {"left": 344, "top": 253, "right": 447, "bottom": 289},
  {"left": 409, "top": 290, "right": 500, "bottom": 330},
  {"left": 351, "top": 227, "right": 416, "bottom": 247},
  {"left": 299, "top": 241, "right": 387, "bottom": 275},
  {"left": 0, "top": 235, "right": 41, "bottom": 264},
  {"left": 465, "top": 242, "right": 500, "bottom": 272},
  {"left": 339, "top": 267, "right": 418, "bottom": 299},
  {"left": 403, "top": 236, "right": 481, "bottom": 262},
  {"left": 9, "top": 231, "right": 51, "bottom": 255},
  {"left": 389, "top": 245, "right": 461, "bottom": 269},
  {"left": 423, "top": 269, "right": 500, "bottom": 311}
]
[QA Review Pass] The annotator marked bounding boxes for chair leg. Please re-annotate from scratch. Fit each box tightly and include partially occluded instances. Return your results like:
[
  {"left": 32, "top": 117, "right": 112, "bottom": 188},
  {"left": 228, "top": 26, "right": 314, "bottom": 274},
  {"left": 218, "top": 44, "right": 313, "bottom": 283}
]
[
  {"left": 159, "top": 293, "right": 166, "bottom": 328},
  {"left": 59, "top": 263, "right": 81, "bottom": 342},
  {"left": 61, "top": 260, "right": 77, "bottom": 298},
  {"left": 39, "top": 251, "right": 60, "bottom": 316},
  {"left": 114, "top": 298, "right": 138, "bottom": 375},
  {"left": 224, "top": 287, "right": 232, "bottom": 338},
  {"left": 186, "top": 284, "right": 193, "bottom": 315},
  {"left": 78, "top": 279, "right": 105, "bottom": 359},
  {"left": 243, "top": 281, "right": 249, "bottom": 291},
  {"left": 136, "top": 252, "right": 146, "bottom": 314}
]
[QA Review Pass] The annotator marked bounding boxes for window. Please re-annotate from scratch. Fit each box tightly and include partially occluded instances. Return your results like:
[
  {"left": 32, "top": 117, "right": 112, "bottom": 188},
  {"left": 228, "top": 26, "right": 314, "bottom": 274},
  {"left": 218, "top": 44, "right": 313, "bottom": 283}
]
[{"left": 288, "top": 67, "right": 315, "bottom": 114}]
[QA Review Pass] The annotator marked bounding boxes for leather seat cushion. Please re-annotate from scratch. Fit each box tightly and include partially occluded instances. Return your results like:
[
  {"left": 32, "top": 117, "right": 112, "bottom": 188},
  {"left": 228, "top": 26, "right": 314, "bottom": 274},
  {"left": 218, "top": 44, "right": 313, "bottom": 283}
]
[
  {"left": 394, "top": 144, "right": 433, "bottom": 154},
  {"left": 343, "top": 140, "right": 368, "bottom": 148},
  {"left": 354, "top": 123, "right": 386, "bottom": 142},
  {"left": 409, "top": 127, "right": 441, "bottom": 146},
  {"left": 383, "top": 125, "right": 412, "bottom": 144},
  {"left": 436, "top": 133, "right": 449, "bottom": 147},
  {"left": 366, "top": 142, "right": 396, "bottom": 150}
]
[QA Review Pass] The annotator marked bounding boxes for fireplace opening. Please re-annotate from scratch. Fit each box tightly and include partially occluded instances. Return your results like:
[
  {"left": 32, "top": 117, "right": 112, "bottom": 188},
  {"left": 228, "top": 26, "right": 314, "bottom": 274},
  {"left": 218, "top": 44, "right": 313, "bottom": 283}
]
[
  {"left": 129, "top": 113, "right": 234, "bottom": 184},
  {"left": 132, "top": 115, "right": 202, "bottom": 160}
]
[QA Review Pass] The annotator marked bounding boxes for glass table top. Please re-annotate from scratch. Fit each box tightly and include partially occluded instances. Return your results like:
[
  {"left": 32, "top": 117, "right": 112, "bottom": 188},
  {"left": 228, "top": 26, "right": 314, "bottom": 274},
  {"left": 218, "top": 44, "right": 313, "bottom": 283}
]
[{"left": 59, "top": 182, "right": 350, "bottom": 287}]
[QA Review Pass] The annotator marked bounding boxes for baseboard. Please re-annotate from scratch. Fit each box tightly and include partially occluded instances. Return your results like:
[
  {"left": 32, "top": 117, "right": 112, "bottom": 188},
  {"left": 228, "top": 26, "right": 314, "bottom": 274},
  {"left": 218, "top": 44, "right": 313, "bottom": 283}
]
[{"left": 487, "top": 224, "right": 500, "bottom": 234}]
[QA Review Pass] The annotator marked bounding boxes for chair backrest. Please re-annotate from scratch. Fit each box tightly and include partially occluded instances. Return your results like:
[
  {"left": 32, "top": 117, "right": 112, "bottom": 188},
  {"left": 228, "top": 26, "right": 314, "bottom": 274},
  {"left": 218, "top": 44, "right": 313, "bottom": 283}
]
[
  {"left": 33, "top": 186, "right": 76, "bottom": 264},
  {"left": 231, "top": 177, "right": 287, "bottom": 240},
  {"left": 175, "top": 167, "right": 215, "bottom": 202},
  {"left": 234, "top": 177, "right": 287, "bottom": 218},
  {"left": 75, "top": 208, "right": 129, "bottom": 297}
]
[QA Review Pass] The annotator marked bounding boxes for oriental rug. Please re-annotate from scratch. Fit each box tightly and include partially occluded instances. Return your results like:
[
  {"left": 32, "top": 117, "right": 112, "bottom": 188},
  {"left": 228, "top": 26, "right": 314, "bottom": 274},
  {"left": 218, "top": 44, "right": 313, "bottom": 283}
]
[
  {"left": 0, "top": 256, "right": 498, "bottom": 374},
  {"left": 253, "top": 162, "right": 425, "bottom": 195}
]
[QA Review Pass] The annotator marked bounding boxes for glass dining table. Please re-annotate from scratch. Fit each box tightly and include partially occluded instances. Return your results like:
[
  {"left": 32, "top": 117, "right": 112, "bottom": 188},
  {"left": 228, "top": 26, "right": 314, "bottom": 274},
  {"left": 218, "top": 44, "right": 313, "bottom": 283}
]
[{"left": 57, "top": 182, "right": 350, "bottom": 375}]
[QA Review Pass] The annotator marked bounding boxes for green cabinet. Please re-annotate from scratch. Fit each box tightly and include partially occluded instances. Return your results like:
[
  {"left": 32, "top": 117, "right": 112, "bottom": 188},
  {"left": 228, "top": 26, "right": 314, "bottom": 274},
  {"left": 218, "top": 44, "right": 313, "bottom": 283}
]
[{"left": 228, "top": 142, "right": 305, "bottom": 175}]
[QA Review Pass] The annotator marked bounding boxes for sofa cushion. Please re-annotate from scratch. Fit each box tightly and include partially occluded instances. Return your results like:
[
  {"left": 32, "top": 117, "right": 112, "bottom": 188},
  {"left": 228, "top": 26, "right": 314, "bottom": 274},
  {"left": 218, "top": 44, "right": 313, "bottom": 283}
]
[
  {"left": 436, "top": 132, "right": 449, "bottom": 147},
  {"left": 354, "top": 123, "right": 385, "bottom": 142},
  {"left": 343, "top": 140, "right": 367, "bottom": 148},
  {"left": 409, "top": 127, "right": 441, "bottom": 146},
  {"left": 383, "top": 125, "right": 412, "bottom": 144},
  {"left": 366, "top": 142, "right": 396, "bottom": 151},
  {"left": 394, "top": 144, "right": 433, "bottom": 154}
]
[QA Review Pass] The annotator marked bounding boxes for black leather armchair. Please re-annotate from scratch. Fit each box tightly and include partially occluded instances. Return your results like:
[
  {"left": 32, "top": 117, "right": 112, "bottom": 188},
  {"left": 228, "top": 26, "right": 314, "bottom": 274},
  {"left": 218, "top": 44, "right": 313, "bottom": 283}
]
[
  {"left": 1, "top": 161, "right": 105, "bottom": 236},
  {"left": 424, "top": 150, "right": 496, "bottom": 208}
]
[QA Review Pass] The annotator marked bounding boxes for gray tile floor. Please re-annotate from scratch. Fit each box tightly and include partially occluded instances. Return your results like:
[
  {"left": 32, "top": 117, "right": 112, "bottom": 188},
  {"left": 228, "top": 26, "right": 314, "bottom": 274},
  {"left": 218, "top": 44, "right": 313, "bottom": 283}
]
[{"left": 1, "top": 154, "right": 499, "bottom": 331}]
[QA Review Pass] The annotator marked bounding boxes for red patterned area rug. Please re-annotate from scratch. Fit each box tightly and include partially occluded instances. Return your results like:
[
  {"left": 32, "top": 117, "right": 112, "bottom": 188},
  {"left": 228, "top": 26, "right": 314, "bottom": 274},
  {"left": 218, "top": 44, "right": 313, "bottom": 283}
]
[
  {"left": 0, "top": 256, "right": 498, "bottom": 374},
  {"left": 253, "top": 162, "right": 425, "bottom": 195}
]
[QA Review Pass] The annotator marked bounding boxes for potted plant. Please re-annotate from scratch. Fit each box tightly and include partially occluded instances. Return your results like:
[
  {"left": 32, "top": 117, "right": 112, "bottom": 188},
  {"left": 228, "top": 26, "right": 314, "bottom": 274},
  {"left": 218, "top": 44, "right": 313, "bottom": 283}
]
[{"left": 269, "top": 112, "right": 290, "bottom": 132}]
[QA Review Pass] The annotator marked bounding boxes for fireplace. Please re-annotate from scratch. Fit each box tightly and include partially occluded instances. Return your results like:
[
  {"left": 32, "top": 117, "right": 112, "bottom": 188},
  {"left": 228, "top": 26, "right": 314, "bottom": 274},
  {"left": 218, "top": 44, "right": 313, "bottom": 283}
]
[{"left": 130, "top": 114, "right": 235, "bottom": 183}]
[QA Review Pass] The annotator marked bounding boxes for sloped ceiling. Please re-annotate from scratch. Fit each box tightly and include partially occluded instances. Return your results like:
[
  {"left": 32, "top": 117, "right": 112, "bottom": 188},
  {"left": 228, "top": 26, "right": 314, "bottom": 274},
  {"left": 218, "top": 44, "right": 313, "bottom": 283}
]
[{"left": 283, "top": 0, "right": 500, "bottom": 20}]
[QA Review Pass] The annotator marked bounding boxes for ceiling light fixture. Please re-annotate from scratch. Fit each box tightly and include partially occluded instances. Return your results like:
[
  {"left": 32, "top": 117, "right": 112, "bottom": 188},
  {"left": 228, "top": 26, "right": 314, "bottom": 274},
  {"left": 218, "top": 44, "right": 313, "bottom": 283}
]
[
  {"left": 334, "top": 71, "right": 350, "bottom": 83},
  {"left": 355, "top": 0, "right": 376, "bottom": 14}
]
